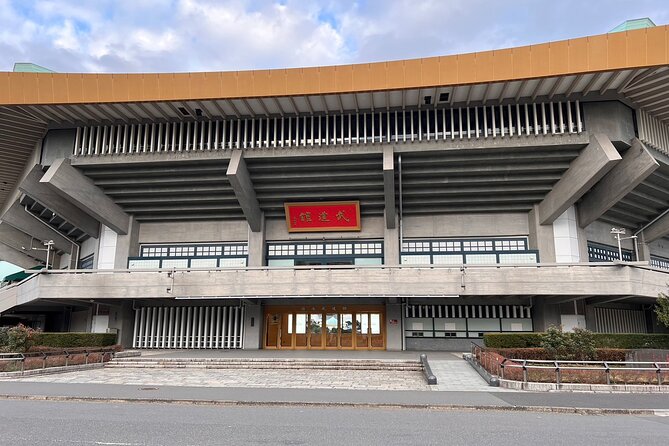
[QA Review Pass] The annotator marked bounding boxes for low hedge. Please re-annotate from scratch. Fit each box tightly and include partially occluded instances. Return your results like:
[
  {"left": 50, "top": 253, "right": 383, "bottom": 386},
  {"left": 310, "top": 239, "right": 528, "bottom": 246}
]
[
  {"left": 489, "top": 347, "right": 629, "bottom": 362},
  {"left": 483, "top": 333, "right": 669, "bottom": 350},
  {"left": 32, "top": 332, "right": 117, "bottom": 348}
]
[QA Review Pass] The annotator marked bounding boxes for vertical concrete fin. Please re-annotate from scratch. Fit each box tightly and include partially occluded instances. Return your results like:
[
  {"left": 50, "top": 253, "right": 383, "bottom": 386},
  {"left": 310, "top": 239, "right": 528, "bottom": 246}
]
[
  {"left": 40, "top": 159, "right": 129, "bottom": 235},
  {"left": 226, "top": 150, "right": 263, "bottom": 232},
  {"left": 538, "top": 133, "right": 621, "bottom": 225},
  {"left": 578, "top": 139, "right": 659, "bottom": 227},
  {"left": 383, "top": 146, "right": 396, "bottom": 229}
]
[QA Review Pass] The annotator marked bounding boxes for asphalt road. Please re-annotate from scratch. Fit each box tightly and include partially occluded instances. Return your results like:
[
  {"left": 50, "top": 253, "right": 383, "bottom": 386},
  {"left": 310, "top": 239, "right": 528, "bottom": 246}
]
[{"left": 1, "top": 400, "right": 668, "bottom": 446}]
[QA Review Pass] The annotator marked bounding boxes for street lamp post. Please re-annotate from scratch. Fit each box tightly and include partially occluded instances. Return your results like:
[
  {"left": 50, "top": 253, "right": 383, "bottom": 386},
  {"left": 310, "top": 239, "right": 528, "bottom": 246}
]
[{"left": 610, "top": 228, "right": 637, "bottom": 261}]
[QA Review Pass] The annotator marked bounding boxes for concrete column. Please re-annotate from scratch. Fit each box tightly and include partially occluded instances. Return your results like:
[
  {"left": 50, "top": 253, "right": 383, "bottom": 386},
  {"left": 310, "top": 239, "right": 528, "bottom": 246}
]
[
  {"left": 383, "top": 146, "right": 396, "bottom": 229},
  {"left": 108, "top": 301, "right": 135, "bottom": 347},
  {"left": 247, "top": 213, "right": 266, "bottom": 267},
  {"left": 637, "top": 238, "right": 652, "bottom": 262},
  {"left": 242, "top": 303, "right": 262, "bottom": 349},
  {"left": 384, "top": 211, "right": 399, "bottom": 266},
  {"left": 532, "top": 297, "right": 561, "bottom": 331},
  {"left": 528, "top": 205, "right": 555, "bottom": 262},
  {"left": 97, "top": 225, "right": 117, "bottom": 269},
  {"left": 552, "top": 206, "right": 582, "bottom": 263},
  {"left": 385, "top": 300, "right": 403, "bottom": 351},
  {"left": 584, "top": 304, "right": 597, "bottom": 331},
  {"left": 114, "top": 216, "right": 140, "bottom": 269}
]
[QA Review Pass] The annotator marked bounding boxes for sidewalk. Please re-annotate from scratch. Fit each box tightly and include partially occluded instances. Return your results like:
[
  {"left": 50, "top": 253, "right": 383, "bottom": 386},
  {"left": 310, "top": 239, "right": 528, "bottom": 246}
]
[{"left": 1, "top": 381, "right": 668, "bottom": 414}]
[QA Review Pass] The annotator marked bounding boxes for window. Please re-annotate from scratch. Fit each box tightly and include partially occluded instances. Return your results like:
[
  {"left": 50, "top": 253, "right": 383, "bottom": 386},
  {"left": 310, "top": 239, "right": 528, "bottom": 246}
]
[
  {"left": 401, "top": 237, "right": 537, "bottom": 265},
  {"left": 78, "top": 254, "right": 94, "bottom": 269}
]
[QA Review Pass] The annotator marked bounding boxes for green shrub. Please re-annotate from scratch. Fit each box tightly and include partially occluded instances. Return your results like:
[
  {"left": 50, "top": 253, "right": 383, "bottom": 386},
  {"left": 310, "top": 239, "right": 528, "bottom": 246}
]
[
  {"left": 655, "top": 294, "right": 669, "bottom": 328},
  {"left": 484, "top": 332, "right": 669, "bottom": 350},
  {"left": 482, "top": 333, "right": 542, "bottom": 348},
  {"left": 490, "top": 347, "right": 628, "bottom": 361},
  {"left": 31, "top": 332, "right": 117, "bottom": 348},
  {"left": 592, "top": 333, "right": 669, "bottom": 349}
]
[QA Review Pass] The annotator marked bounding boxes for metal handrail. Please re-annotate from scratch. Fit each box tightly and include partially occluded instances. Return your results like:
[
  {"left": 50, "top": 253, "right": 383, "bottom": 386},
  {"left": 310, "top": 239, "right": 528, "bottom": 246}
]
[
  {"left": 470, "top": 342, "right": 668, "bottom": 385},
  {"left": 24, "top": 260, "right": 660, "bottom": 275},
  {"left": 0, "top": 348, "right": 117, "bottom": 375}
]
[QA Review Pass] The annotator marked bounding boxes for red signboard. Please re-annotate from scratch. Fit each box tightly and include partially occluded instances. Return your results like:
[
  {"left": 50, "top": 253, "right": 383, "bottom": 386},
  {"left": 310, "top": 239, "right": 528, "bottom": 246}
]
[{"left": 284, "top": 201, "right": 361, "bottom": 232}]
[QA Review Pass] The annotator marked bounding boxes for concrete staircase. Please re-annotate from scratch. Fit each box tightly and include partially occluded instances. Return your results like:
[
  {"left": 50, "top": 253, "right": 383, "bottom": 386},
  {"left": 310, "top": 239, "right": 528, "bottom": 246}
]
[{"left": 106, "top": 357, "right": 423, "bottom": 371}]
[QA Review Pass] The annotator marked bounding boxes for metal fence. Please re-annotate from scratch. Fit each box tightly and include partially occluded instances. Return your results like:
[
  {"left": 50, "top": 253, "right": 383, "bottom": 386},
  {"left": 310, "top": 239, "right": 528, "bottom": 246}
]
[
  {"left": 0, "top": 348, "right": 117, "bottom": 375},
  {"left": 470, "top": 342, "right": 669, "bottom": 386}
]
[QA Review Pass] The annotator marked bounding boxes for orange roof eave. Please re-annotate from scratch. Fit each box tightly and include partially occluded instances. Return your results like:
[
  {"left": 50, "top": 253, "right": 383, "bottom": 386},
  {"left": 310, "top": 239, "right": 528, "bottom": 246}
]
[{"left": 1, "top": 25, "right": 668, "bottom": 106}]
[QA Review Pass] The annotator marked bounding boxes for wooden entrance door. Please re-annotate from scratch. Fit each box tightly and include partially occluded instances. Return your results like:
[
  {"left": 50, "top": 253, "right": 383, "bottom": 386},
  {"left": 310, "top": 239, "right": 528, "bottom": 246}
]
[{"left": 264, "top": 305, "right": 385, "bottom": 350}]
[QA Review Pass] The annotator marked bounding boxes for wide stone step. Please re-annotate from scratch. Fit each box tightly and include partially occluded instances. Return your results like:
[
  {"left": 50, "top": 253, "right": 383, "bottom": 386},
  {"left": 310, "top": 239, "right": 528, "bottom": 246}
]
[{"left": 106, "top": 358, "right": 422, "bottom": 371}]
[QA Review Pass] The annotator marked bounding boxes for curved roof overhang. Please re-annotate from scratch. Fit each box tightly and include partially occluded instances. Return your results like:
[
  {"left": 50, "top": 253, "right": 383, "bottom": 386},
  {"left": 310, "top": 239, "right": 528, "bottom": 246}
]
[{"left": 1, "top": 25, "right": 669, "bottom": 212}]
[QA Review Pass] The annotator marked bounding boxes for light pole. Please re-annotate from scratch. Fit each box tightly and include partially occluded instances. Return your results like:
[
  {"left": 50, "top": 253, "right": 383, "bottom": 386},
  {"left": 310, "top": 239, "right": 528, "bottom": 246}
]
[
  {"left": 22, "top": 239, "right": 55, "bottom": 269},
  {"left": 610, "top": 228, "right": 637, "bottom": 261}
]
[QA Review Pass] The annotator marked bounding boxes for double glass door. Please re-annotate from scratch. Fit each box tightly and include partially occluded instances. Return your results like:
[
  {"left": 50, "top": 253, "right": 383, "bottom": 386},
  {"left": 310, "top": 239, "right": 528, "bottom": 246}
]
[{"left": 265, "top": 306, "right": 384, "bottom": 350}]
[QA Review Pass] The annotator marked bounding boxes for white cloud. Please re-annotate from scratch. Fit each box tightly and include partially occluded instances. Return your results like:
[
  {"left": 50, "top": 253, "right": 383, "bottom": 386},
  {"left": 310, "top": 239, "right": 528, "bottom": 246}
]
[{"left": 0, "top": 0, "right": 668, "bottom": 73}]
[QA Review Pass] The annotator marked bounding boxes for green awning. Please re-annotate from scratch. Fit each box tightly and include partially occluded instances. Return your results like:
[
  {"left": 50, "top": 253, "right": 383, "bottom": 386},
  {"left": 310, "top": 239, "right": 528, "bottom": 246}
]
[{"left": 2, "top": 266, "right": 42, "bottom": 283}]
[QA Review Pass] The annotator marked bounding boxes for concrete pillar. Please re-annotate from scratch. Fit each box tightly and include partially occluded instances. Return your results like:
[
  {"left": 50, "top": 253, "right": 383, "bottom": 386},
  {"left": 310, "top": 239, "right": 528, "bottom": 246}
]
[
  {"left": 97, "top": 225, "right": 117, "bottom": 269},
  {"left": 385, "top": 300, "right": 403, "bottom": 351},
  {"left": 247, "top": 213, "right": 266, "bottom": 267},
  {"left": 552, "top": 206, "right": 582, "bottom": 263},
  {"left": 637, "top": 238, "right": 652, "bottom": 262},
  {"left": 242, "top": 303, "right": 262, "bottom": 349},
  {"left": 532, "top": 297, "right": 561, "bottom": 331},
  {"left": 528, "top": 205, "right": 555, "bottom": 262},
  {"left": 384, "top": 211, "right": 399, "bottom": 266},
  {"left": 108, "top": 301, "right": 135, "bottom": 347},
  {"left": 114, "top": 216, "right": 140, "bottom": 269},
  {"left": 584, "top": 304, "right": 597, "bottom": 331}
]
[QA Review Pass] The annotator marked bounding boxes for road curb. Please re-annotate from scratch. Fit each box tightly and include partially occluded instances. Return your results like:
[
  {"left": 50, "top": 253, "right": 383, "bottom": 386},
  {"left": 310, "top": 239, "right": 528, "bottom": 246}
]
[{"left": 0, "top": 393, "right": 659, "bottom": 416}]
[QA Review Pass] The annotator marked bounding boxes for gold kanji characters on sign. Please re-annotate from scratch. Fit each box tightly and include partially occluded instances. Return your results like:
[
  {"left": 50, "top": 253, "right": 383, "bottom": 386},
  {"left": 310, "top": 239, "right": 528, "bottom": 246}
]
[{"left": 336, "top": 210, "right": 350, "bottom": 222}]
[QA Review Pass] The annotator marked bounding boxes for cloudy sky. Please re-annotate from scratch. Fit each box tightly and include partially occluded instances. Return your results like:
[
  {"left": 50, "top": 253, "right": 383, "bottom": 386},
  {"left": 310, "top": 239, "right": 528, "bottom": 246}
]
[{"left": 1, "top": 0, "right": 668, "bottom": 74}]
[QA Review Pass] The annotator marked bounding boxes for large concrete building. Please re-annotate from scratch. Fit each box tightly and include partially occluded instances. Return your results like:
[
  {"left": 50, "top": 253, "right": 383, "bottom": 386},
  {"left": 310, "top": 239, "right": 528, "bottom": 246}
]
[{"left": 1, "top": 21, "right": 669, "bottom": 351}]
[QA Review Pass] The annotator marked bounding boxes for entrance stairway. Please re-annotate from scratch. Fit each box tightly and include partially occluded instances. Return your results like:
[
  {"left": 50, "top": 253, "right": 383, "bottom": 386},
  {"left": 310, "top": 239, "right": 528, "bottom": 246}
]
[{"left": 106, "top": 357, "right": 423, "bottom": 371}]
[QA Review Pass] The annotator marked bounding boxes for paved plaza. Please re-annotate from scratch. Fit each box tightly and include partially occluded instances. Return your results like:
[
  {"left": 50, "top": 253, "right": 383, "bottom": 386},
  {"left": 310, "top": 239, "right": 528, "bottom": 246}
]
[
  {"left": 9, "top": 352, "right": 500, "bottom": 392},
  {"left": 15, "top": 367, "right": 430, "bottom": 391}
]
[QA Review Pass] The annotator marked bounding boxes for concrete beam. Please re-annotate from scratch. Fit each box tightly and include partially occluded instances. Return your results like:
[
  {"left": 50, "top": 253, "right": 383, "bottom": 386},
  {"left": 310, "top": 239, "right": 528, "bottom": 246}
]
[
  {"left": 19, "top": 165, "right": 101, "bottom": 238},
  {"left": 383, "top": 146, "right": 396, "bottom": 229},
  {"left": 226, "top": 150, "right": 262, "bottom": 232},
  {"left": 0, "top": 242, "right": 41, "bottom": 270},
  {"left": 578, "top": 139, "right": 659, "bottom": 227},
  {"left": 641, "top": 210, "right": 669, "bottom": 243},
  {"left": 40, "top": 159, "right": 129, "bottom": 235},
  {"left": 1, "top": 201, "right": 73, "bottom": 254},
  {"left": 0, "top": 222, "right": 49, "bottom": 263},
  {"left": 539, "top": 133, "right": 621, "bottom": 225}
]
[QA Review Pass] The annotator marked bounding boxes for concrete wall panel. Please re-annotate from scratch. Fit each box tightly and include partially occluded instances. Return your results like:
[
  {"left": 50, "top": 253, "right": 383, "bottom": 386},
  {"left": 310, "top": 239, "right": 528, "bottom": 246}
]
[
  {"left": 402, "top": 213, "right": 529, "bottom": 238},
  {"left": 138, "top": 220, "right": 248, "bottom": 244}
]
